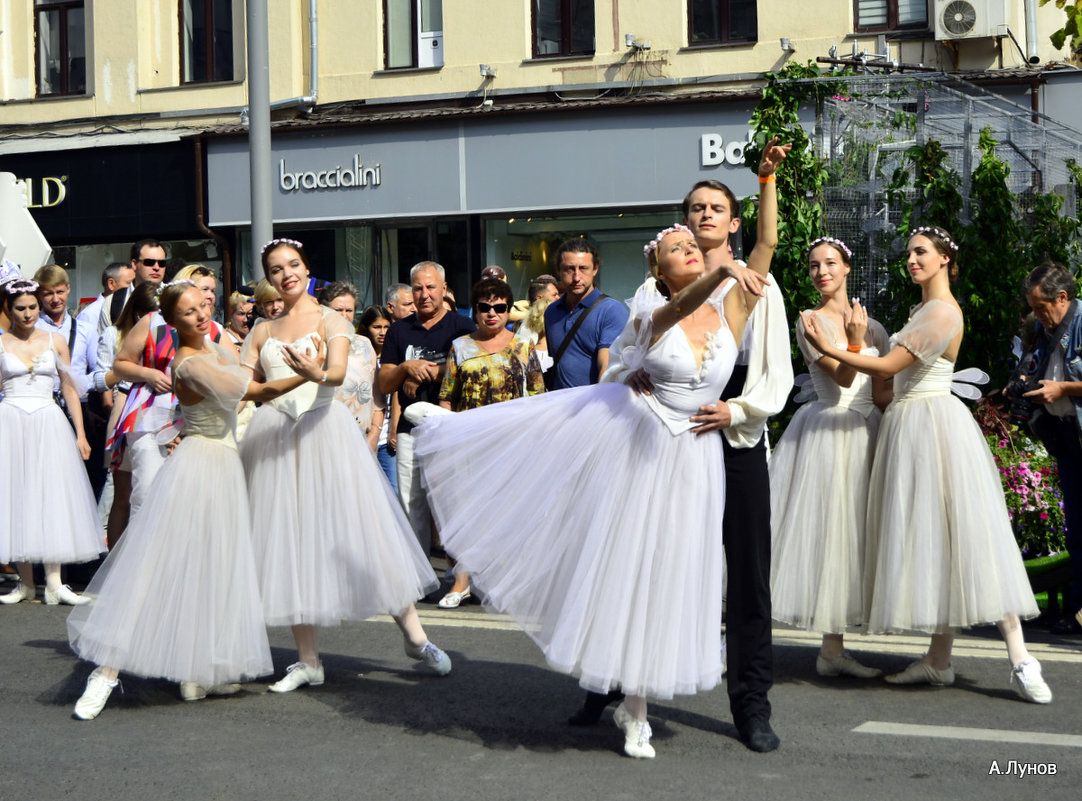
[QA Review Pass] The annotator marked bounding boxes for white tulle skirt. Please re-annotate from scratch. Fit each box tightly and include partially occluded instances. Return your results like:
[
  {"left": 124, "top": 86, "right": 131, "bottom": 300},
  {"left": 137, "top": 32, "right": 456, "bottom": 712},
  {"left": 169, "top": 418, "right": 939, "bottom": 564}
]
[
  {"left": 415, "top": 383, "right": 727, "bottom": 700},
  {"left": 864, "top": 394, "right": 1038, "bottom": 633},
  {"left": 770, "top": 401, "right": 880, "bottom": 633},
  {"left": 67, "top": 435, "right": 272, "bottom": 686},
  {"left": 0, "top": 403, "right": 104, "bottom": 563},
  {"left": 240, "top": 401, "right": 437, "bottom": 627}
]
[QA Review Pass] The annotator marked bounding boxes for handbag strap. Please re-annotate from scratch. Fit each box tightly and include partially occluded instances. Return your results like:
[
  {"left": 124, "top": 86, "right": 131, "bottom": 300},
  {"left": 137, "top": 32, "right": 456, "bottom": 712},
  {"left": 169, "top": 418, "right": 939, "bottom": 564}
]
[{"left": 550, "top": 293, "right": 609, "bottom": 370}]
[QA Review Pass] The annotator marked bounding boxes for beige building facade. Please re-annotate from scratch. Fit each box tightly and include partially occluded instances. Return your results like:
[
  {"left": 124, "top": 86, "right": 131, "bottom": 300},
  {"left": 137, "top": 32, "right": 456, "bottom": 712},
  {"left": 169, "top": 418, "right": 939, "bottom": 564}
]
[{"left": 0, "top": 1, "right": 1077, "bottom": 305}]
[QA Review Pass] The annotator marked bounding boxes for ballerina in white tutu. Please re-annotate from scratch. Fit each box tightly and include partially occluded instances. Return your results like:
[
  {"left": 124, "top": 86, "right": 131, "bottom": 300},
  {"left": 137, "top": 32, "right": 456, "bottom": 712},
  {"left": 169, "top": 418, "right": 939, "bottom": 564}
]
[
  {"left": 68, "top": 281, "right": 319, "bottom": 720},
  {"left": 240, "top": 239, "right": 450, "bottom": 693},
  {"left": 769, "top": 237, "right": 891, "bottom": 678},
  {"left": 414, "top": 149, "right": 784, "bottom": 758},
  {"left": 0, "top": 279, "right": 103, "bottom": 606},
  {"left": 801, "top": 226, "right": 1052, "bottom": 703}
]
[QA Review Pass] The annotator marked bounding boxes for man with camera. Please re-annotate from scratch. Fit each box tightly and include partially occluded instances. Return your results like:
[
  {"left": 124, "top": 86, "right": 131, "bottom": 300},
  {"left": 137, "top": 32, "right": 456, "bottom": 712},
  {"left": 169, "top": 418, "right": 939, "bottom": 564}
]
[{"left": 1009, "top": 263, "right": 1082, "bottom": 631}]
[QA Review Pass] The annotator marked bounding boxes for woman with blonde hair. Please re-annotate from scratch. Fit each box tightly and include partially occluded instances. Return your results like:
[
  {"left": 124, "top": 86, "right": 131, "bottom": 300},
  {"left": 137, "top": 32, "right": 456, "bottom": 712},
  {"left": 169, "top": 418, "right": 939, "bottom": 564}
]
[
  {"left": 252, "top": 279, "right": 284, "bottom": 321},
  {"left": 225, "top": 290, "right": 256, "bottom": 346}
]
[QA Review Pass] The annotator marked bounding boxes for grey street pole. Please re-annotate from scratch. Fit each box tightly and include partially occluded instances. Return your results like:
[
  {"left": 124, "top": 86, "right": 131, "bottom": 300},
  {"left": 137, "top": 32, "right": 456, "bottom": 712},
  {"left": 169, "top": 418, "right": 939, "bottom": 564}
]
[{"left": 247, "top": 0, "right": 272, "bottom": 253}]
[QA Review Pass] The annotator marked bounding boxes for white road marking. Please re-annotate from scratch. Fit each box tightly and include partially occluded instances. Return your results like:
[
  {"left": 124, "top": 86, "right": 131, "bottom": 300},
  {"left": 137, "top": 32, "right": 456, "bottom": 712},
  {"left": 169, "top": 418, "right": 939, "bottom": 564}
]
[
  {"left": 854, "top": 721, "right": 1082, "bottom": 748},
  {"left": 374, "top": 611, "right": 1082, "bottom": 663},
  {"left": 774, "top": 628, "right": 1082, "bottom": 663}
]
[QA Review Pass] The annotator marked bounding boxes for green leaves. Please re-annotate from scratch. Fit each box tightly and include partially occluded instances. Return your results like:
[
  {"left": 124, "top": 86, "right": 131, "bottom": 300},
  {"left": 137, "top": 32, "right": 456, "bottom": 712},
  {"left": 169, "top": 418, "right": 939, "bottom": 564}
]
[{"left": 1041, "top": 0, "right": 1082, "bottom": 55}]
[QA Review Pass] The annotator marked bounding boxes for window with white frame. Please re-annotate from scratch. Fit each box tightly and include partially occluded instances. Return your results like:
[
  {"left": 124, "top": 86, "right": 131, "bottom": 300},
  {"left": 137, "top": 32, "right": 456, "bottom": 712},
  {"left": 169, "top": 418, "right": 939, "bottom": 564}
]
[
  {"left": 688, "top": 1, "right": 758, "bottom": 46},
  {"left": 35, "top": 0, "right": 86, "bottom": 96},
  {"left": 533, "top": 0, "right": 595, "bottom": 58},
  {"left": 855, "top": 0, "right": 928, "bottom": 31},
  {"left": 385, "top": 0, "right": 444, "bottom": 69},
  {"left": 181, "top": 0, "right": 235, "bottom": 83}
]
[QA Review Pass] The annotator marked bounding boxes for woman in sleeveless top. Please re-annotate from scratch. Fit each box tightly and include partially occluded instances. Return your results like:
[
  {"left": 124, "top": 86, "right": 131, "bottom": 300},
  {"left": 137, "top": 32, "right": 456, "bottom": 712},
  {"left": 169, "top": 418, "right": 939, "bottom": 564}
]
[
  {"left": 240, "top": 239, "right": 451, "bottom": 693},
  {"left": 68, "top": 281, "right": 317, "bottom": 719},
  {"left": 769, "top": 237, "right": 890, "bottom": 678},
  {"left": 801, "top": 226, "right": 1052, "bottom": 704},
  {"left": 0, "top": 279, "right": 102, "bottom": 606}
]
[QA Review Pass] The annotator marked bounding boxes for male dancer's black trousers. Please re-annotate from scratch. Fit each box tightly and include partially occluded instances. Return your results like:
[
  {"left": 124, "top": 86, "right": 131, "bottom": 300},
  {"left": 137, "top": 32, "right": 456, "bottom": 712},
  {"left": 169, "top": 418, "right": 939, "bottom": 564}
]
[{"left": 577, "top": 364, "right": 774, "bottom": 728}]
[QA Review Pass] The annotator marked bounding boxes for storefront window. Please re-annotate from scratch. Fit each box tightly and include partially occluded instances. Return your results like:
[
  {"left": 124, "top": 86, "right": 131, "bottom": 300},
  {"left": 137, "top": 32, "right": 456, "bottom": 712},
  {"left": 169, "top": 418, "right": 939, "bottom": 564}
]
[{"left": 485, "top": 211, "right": 689, "bottom": 308}]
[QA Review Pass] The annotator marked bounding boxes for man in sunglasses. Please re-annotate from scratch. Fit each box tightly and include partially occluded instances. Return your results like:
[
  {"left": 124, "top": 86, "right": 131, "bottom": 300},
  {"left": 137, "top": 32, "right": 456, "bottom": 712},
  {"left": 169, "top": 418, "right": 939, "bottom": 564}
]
[{"left": 96, "top": 238, "right": 167, "bottom": 335}]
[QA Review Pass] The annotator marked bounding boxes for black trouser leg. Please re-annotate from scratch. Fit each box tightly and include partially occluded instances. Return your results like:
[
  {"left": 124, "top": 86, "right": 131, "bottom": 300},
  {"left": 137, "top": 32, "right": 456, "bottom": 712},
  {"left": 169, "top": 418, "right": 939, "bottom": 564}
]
[{"left": 722, "top": 435, "right": 773, "bottom": 730}]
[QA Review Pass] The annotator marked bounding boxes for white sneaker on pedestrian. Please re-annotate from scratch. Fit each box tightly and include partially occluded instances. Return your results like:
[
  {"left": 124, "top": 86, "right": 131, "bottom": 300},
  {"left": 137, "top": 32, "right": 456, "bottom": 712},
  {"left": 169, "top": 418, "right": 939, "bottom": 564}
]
[
  {"left": 74, "top": 667, "right": 118, "bottom": 720},
  {"left": 405, "top": 641, "right": 452, "bottom": 676},
  {"left": 268, "top": 662, "right": 324, "bottom": 693},
  {"left": 44, "top": 584, "right": 90, "bottom": 606},
  {"left": 613, "top": 703, "right": 655, "bottom": 759},
  {"left": 1011, "top": 658, "right": 1052, "bottom": 704}
]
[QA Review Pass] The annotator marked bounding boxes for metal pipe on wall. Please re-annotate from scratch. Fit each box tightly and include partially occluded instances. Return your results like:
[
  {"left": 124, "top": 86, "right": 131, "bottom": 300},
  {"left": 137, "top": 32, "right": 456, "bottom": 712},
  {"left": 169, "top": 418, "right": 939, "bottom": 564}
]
[{"left": 247, "top": 0, "right": 273, "bottom": 251}]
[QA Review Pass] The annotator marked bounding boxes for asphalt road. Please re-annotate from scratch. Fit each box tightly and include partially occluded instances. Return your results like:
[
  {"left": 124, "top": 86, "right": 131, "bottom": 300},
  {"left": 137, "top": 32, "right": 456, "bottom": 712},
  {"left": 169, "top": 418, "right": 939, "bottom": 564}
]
[{"left": 1, "top": 591, "right": 1079, "bottom": 801}]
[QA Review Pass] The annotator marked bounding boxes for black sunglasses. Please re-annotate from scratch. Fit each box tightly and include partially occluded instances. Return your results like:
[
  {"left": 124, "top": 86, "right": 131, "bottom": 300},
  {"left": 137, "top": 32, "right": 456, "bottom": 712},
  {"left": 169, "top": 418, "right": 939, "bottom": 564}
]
[
  {"left": 140, "top": 258, "right": 168, "bottom": 267},
  {"left": 476, "top": 302, "right": 509, "bottom": 314}
]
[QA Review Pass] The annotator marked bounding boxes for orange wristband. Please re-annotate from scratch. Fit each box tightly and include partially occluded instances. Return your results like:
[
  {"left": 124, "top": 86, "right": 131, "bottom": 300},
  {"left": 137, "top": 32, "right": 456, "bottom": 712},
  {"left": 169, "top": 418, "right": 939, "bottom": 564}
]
[
  {"left": 758, "top": 174, "right": 776, "bottom": 184},
  {"left": 846, "top": 344, "right": 862, "bottom": 353}
]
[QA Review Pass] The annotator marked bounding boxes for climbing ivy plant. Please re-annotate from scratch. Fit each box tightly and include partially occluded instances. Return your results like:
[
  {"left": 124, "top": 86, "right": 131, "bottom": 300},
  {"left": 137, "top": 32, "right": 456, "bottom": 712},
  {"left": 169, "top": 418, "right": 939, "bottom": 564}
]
[{"left": 741, "top": 61, "right": 849, "bottom": 321}]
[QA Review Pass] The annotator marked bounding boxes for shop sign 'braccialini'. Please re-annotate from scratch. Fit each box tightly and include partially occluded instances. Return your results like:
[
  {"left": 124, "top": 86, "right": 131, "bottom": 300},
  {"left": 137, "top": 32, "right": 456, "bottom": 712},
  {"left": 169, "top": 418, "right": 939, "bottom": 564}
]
[{"left": 278, "top": 154, "right": 382, "bottom": 192}]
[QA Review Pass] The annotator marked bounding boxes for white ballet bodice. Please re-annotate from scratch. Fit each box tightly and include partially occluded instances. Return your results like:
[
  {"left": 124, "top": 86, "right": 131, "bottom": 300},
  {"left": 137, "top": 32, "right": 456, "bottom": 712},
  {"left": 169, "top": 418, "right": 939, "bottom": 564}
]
[
  {"left": 0, "top": 348, "right": 58, "bottom": 413},
  {"left": 640, "top": 307, "right": 738, "bottom": 435},
  {"left": 180, "top": 394, "right": 240, "bottom": 447},
  {"left": 259, "top": 333, "right": 335, "bottom": 420},
  {"left": 807, "top": 352, "right": 878, "bottom": 417},
  {"left": 892, "top": 356, "right": 954, "bottom": 404}
]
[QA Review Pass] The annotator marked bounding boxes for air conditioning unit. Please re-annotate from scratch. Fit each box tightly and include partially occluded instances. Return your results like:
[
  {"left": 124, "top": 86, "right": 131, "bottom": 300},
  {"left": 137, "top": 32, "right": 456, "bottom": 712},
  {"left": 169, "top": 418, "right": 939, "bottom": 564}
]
[{"left": 934, "top": 0, "right": 1009, "bottom": 41}]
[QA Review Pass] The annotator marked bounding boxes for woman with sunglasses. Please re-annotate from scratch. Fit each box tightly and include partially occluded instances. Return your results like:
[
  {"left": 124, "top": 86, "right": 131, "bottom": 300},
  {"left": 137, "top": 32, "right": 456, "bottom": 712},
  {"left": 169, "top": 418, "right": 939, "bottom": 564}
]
[{"left": 433, "top": 278, "right": 545, "bottom": 608}]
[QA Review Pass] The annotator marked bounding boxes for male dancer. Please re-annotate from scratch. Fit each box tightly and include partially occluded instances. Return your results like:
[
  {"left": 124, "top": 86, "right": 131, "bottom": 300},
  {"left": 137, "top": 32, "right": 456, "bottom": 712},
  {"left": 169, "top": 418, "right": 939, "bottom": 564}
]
[{"left": 573, "top": 141, "right": 792, "bottom": 753}]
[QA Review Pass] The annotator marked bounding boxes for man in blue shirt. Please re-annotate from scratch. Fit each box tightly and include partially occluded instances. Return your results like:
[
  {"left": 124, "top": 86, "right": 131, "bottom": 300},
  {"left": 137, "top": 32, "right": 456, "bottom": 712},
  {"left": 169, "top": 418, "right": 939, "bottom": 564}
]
[{"left": 543, "top": 238, "right": 628, "bottom": 389}]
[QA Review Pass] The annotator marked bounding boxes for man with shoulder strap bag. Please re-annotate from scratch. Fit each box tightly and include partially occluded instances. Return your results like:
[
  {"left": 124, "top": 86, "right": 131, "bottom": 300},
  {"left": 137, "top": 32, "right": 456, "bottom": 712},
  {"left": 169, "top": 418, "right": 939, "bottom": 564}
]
[{"left": 542, "top": 237, "right": 628, "bottom": 390}]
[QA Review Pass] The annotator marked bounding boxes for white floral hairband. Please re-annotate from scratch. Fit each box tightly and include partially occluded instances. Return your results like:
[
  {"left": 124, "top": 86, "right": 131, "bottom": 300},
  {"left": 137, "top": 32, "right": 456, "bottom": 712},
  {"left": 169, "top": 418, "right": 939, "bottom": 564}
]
[
  {"left": 3, "top": 278, "right": 39, "bottom": 295},
  {"left": 261, "top": 237, "right": 304, "bottom": 255},
  {"left": 154, "top": 278, "right": 196, "bottom": 303},
  {"left": 643, "top": 224, "right": 695, "bottom": 258},
  {"left": 807, "top": 236, "right": 852, "bottom": 259},
  {"left": 911, "top": 226, "right": 959, "bottom": 253}
]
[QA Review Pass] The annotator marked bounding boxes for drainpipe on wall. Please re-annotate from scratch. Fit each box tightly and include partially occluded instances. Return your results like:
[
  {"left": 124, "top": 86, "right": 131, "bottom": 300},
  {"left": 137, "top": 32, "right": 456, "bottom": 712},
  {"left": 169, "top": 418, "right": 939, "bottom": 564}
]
[
  {"left": 1024, "top": 0, "right": 1041, "bottom": 65},
  {"left": 266, "top": 0, "right": 319, "bottom": 113}
]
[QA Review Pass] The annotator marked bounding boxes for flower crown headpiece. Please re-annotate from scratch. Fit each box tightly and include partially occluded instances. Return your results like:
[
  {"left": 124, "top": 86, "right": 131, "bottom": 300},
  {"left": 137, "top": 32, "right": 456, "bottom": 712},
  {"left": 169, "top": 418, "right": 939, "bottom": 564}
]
[
  {"left": 261, "top": 237, "right": 304, "bottom": 255},
  {"left": 3, "top": 278, "right": 39, "bottom": 296},
  {"left": 643, "top": 224, "right": 695, "bottom": 259},
  {"left": 154, "top": 279, "right": 196, "bottom": 303},
  {"left": 911, "top": 226, "right": 959, "bottom": 253},
  {"left": 807, "top": 236, "right": 852, "bottom": 259}
]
